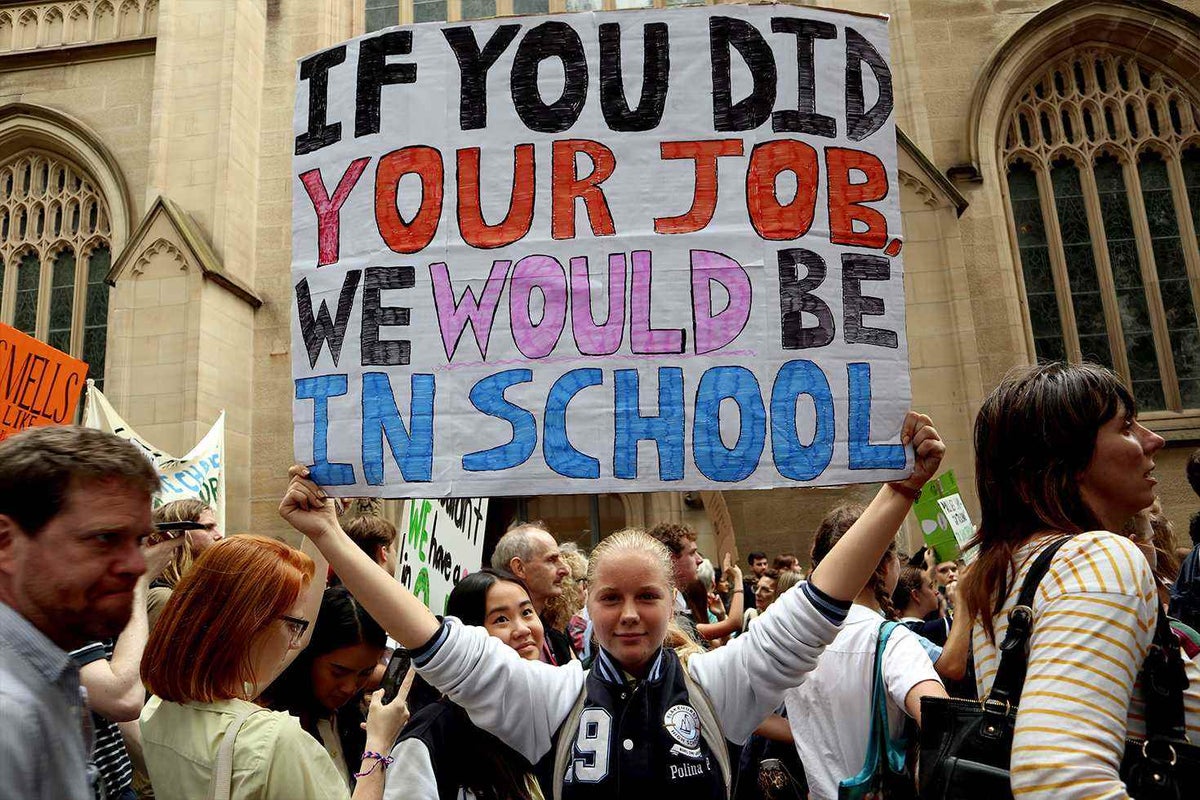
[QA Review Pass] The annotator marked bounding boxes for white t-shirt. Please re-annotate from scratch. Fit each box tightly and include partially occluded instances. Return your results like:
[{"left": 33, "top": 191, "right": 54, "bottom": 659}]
[{"left": 783, "top": 604, "right": 940, "bottom": 800}]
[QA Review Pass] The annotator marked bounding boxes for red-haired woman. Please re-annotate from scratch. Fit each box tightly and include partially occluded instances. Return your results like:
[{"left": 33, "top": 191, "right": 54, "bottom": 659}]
[{"left": 139, "top": 535, "right": 408, "bottom": 800}]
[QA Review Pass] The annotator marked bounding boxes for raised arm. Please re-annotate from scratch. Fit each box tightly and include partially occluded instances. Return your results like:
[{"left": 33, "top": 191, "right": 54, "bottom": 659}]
[
  {"left": 806, "top": 412, "right": 943, "bottom": 602},
  {"left": 81, "top": 536, "right": 185, "bottom": 722},
  {"left": 688, "top": 412, "right": 944, "bottom": 743},
  {"left": 279, "top": 466, "right": 440, "bottom": 649},
  {"left": 696, "top": 561, "right": 744, "bottom": 641}
]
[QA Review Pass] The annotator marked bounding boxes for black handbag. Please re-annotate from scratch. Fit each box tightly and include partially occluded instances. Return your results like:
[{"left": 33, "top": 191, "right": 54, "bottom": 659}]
[{"left": 918, "top": 535, "right": 1199, "bottom": 799}]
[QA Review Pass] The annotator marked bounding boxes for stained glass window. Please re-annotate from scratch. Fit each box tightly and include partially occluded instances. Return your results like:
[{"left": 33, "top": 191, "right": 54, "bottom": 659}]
[
  {"left": 1183, "top": 147, "right": 1200, "bottom": 253},
  {"left": 1094, "top": 155, "right": 1164, "bottom": 410},
  {"left": 1139, "top": 152, "right": 1200, "bottom": 408},
  {"left": 83, "top": 245, "right": 111, "bottom": 389},
  {"left": 0, "top": 151, "right": 111, "bottom": 378},
  {"left": 1007, "top": 163, "right": 1066, "bottom": 363},
  {"left": 365, "top": 0, "right": 399, "bottom": 31},
  {"left": 1050, "top": 159, "right": 1112, "bottom": 369},
  {"left": 1002, "top": 48, "right": 1200, "bottom": 412},
  {"left": 47, "top": 247, "right": 75, "bottom": 354},
  {"left": 13, "top": 251, "right": 39, "bottom": 335}
]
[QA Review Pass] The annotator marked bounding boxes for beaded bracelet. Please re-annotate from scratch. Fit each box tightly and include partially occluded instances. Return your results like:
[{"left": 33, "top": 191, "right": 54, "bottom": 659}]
[{"left": 354, "top": 751, "right": 395, "bottom": 778}]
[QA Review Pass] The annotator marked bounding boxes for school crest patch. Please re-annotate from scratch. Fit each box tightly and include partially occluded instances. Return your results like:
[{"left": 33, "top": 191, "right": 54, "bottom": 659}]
[{"left": 663, "top": 704, "right": 701, "bottom": 750}]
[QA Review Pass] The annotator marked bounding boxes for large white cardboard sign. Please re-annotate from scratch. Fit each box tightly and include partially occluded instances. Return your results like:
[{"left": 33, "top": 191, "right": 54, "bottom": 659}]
[{"left": 291, "top": 4, "right": 911, "bottom": 497}]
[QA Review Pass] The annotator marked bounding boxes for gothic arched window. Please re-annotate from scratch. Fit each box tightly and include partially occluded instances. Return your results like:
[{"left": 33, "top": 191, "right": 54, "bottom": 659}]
[
  {"left": 1002, "top": 48, "right": 1200, "bottom": 412},
  {"left": 0, "top": 150, "right": 113, "bottom": 387}
]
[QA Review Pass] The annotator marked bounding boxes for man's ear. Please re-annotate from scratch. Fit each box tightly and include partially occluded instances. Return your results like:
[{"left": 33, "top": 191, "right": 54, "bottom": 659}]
[
  {"left": 0, "top": 514, "right": 24, "bottom": 576},
  {"left": 508, "top": 557, "right": 526, "bottom": 580}
]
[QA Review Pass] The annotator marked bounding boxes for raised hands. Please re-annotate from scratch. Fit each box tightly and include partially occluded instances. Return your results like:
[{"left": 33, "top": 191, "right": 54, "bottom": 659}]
[
  {"left": 892, "top": 411, "right": 946, "bottom": 495},
  {"left": 279, "top": 465, "right": 340, "bottom": 541}
]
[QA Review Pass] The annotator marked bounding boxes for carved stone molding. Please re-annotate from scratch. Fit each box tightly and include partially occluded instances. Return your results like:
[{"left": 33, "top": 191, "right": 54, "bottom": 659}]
[
  {"left": 129, "top": 236, "right": 188, "bottom": 278},
  {"left": 0, "top": 0, "right": 157, "bottom": 56}
]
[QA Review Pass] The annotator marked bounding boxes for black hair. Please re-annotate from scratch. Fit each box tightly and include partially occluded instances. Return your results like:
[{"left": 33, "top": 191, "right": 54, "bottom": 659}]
[
  {"left": 446, "top": 568, "right": 532, "bottom": 626},
  {"left": 747, "top": 550, "right": 767, "bottom": 565},
  {"left": 265, "top": 586, "right": 386, "bottom": 732}
]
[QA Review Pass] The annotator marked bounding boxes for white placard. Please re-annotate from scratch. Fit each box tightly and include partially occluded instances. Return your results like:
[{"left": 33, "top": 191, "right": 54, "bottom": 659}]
[
  {"left": 290, "top": 4, "right": 910, "bottom": 497},
  {"left": 396, "top": 497, "right": 489, "bottom": 614}
]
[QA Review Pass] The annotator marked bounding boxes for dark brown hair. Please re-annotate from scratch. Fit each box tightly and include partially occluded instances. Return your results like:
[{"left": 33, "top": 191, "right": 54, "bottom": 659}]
[
  {"left": 811, "top": 504, "right": 897, "bottom": 619},
  {"left": 961, "top": 362, "right": 1134, "bottom": 640},
  {"left": 646, "top": 522, "right": 697, "bottom": 557},
  {"left": 0, "top": 426, "right": 159, "bottom": 536}
]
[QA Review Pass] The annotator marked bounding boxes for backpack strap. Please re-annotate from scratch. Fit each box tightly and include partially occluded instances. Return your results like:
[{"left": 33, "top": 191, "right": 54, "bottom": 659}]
[
  {"left": 681, "top": 663, "right": 732, "bottom": 798},
  {"left": 207, "top": 705, "right": 267, "bottom": 800},
  {"left": 552, "top": 684, "right": 590, "bottom": 800},
  {"left": 986, "top": 535, "right": 1073, "bottom": 709}
]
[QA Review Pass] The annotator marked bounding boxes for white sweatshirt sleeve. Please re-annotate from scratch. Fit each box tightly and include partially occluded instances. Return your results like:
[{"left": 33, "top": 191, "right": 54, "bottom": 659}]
[
  {"left": 687, "top": 581, "right": 845, "bottom": 745},
  {"left": 411, "top": 618, "right": 585, "bottom": 764},
  {"left": 384, "top": 739, "right": 440, "bottom": 800}
]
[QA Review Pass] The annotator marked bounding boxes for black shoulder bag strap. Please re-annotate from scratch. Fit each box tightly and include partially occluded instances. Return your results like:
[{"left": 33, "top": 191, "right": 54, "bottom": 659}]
[
  {"left": 985, "top": 536, "right": 1074, "bottom": 709},
  {"left": 1142, "top": 608, "right": 1188, "bottom": 741}
]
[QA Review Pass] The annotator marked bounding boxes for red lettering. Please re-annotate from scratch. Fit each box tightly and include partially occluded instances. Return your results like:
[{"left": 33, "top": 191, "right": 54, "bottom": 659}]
[
  {"left": 299, "top": 157, "right": 370, "bottom": 267},
  {"left": 375, "top": 146, "right": 444, "bottom": 255},
  {"left": 457, "top": 144, "right": 535, "bottom": 249},
  {"left": 745, "top": 140, "right": 819, "bottom": 241},
  {"left": 826, "top": 147, "right": 888, "bottom": 249},
  {"left": 654, "top": 139, "right": 743, "bottom": 235},
  {"left": 551, "top": 139, "right": 616, "bottom": 240}
]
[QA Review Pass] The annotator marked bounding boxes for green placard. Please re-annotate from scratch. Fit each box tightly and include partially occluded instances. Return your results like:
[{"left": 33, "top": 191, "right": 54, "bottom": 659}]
[{"left": 912, "top": 471, "right": 967, "bottom": 563}]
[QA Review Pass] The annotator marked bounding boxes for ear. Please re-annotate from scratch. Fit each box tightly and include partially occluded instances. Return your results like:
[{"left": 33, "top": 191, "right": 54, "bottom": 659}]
[
  {"left": 0, "top": 514, "right": 24, "bottom": 577},
  {"left": 509, "top": 557, "right": 526, "bottom": 579}
]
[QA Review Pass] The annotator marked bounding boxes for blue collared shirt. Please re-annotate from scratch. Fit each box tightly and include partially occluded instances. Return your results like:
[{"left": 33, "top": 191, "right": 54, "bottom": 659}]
[{"left": 0, "top": 601, "right": 93, "bottom": 800}]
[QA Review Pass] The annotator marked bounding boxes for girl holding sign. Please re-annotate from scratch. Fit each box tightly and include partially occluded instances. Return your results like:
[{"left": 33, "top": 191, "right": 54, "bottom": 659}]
[{"left": 280, "top": 411, "right": 944, "bottom": 798}]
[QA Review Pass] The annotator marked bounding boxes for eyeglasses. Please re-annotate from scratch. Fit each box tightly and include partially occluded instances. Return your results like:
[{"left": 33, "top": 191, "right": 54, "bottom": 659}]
[{"left": 279, "top": 615, "right": 310, "bottom": 648}]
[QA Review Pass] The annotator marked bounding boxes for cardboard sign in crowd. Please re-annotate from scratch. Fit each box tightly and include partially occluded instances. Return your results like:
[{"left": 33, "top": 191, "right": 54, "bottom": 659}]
[
  {"left": 290, "top": 4, "right": 911, "bottom": 498},
  {"left": 0, "top": 323, "right": 87, "bottom": 441}
]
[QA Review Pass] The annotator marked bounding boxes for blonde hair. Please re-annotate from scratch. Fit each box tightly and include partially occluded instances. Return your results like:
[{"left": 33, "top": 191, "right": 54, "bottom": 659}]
[
  {"left": 543, "top": 543, "right": 590, "bottom": 630},
  {"left": 776, "top": 569, "right": 802, "bottom": 595},
  {"left": 153, "top": 499, "right": 212, "bottom": 589},
  {"left": 586, "top": 527, "right": 674, "bottom": 591},
  {"left": 587, "top": 528, "right": 704, "bottom": 661}
]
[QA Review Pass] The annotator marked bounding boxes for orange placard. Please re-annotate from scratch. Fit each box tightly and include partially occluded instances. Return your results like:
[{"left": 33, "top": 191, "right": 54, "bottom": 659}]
[{"left": 0, "top": 323, "right": 88, "bottom": 441}]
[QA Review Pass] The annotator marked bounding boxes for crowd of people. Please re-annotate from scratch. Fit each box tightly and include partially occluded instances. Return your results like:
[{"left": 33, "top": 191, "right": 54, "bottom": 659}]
[{"left": 3, "top": 361, "right": 1200, "bottom": 799}]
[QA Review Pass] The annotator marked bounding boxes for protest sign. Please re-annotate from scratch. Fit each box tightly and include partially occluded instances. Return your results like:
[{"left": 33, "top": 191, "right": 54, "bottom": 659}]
[
  {"left": 912, "top": 470, "right": 974, "bottom": 563},
  {"left": 84, "top": 382, "right": 226, "bottom": 532},
  {"left": 0, "top": 323, "right": 87, "bottom": 440},
  {"left": 396, "top": 497, "right": 488, "bottom": 614},
  {"left": 291, "top": 5, "right": 910, "bottom": 497}
]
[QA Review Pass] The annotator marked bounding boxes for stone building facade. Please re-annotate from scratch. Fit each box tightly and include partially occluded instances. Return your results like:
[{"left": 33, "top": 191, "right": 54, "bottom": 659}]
[{"left": 1, "top": 0, "right": 1197, "bottom": 561}]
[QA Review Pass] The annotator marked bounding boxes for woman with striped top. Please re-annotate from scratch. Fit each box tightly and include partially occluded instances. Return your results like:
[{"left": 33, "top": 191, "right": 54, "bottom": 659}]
[{"left": 960, "top": 362, "right": 1172, "bottom": 798}]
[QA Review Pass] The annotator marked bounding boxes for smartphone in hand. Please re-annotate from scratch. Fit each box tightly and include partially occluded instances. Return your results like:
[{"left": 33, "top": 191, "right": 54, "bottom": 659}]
[{"left": 381, "top": 650, "right": 412, "bottom": 705}]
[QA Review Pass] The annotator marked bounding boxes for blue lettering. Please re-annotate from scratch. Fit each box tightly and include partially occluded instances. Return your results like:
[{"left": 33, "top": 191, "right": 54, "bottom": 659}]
[
  {"left": 295, "top": 375, "right": 355, "bottom": 485},
  {"left": 362, "top": 372, "right": 435, "bottom": 484},
  {"left": 770, "top": 360, "right": 834, "bottom": 480},
  {"left": 847, "top": 362, "right": 905, "bottom": 469},
  {"left": 613, "top": 367, "right": 684, "bottom": 481},
  {"left": 544, "top": 368, "right": 602, "bottom": 479},
  {"left": 462, "top": 369, "right": 536, "bottom": 472},
  {"left": 693, "top": 366, "right": 765, "bottom": 482}
]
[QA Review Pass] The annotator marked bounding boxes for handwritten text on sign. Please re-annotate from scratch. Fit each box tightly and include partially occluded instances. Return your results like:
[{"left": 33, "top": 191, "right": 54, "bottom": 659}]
[
  {"left": 397, "top": 497, "right": 488, "bottom": 614},
  {"left": 0, "top": 323, "right": 86, "bottom": 440},
  {"left": 291, "top": 5, "right": 911, "bottom": 496}
]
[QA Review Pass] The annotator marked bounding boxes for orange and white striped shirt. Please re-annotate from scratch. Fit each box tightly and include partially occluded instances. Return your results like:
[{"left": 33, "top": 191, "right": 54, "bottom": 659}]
[{"left": 973, "top": 530, "right": 1175, "bottom": 799}]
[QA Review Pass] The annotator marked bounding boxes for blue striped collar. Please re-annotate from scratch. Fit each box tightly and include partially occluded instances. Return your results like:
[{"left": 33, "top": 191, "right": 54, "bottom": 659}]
[{"left": 593, "top": 646, "right": 665, "bottom": 686}]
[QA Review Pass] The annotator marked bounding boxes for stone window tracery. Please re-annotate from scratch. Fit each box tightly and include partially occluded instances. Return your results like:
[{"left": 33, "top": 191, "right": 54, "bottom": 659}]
[
  {"left": 1002, "top": 47, "right": 1200, "bottom": 413},
  {"left": 0, "top": 149, "right": 112, "bottom": 387}
]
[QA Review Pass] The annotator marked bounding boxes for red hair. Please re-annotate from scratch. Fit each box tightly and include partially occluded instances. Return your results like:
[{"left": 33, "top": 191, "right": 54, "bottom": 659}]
[{"left": 142, "top": 535, "right": 315, "bottom": 702}]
